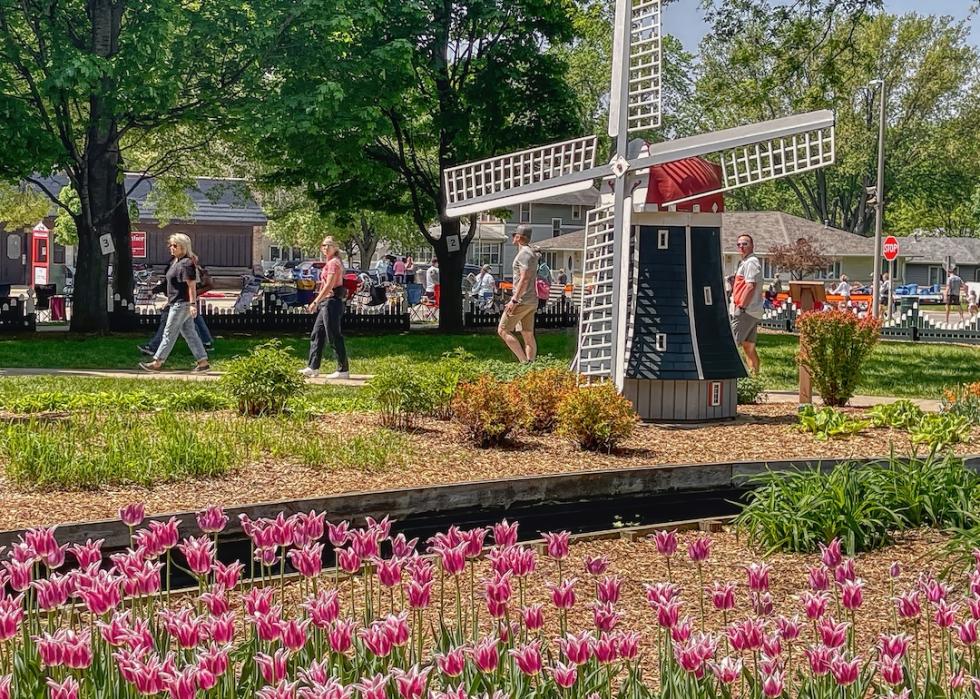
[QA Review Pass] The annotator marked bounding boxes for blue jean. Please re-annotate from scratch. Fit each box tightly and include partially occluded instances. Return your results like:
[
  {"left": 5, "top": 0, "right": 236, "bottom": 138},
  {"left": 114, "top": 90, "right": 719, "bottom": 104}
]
[
  {"left": 148, "top": 304, "right": 212, "bottom": 352},
  {"left": 154, "top": 302, "right": 208, "bottom": 363}
]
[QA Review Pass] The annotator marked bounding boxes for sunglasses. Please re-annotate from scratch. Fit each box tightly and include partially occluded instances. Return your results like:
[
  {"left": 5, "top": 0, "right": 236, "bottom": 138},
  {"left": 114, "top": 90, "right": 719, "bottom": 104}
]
[{"left": 736, "top": 242, "right": 751, "bottom": 248}]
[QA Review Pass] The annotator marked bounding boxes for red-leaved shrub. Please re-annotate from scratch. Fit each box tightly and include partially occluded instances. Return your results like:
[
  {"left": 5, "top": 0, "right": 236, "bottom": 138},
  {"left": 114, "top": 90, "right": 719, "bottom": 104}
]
[{"left": 796, "top": 310, "right": 881, "bottom": 407}]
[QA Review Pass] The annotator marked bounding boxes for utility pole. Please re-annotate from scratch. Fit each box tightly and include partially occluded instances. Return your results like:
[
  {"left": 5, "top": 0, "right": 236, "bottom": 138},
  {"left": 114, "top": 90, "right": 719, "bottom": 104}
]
[{"left": 869, "top": 78, "right": 886, "bottom": 319}]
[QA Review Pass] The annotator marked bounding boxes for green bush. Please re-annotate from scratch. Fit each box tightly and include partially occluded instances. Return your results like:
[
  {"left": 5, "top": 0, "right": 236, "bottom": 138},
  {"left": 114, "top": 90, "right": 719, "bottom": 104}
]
[
  {"left": 796, "top": 310, "right": 881, "bottom": 406},
  {"left": 796, "top": 405, "right": 869, "bottom": 440},
  {"left": 452, "top": 375, "right": 523, "bottom": 448},
  {"left": 367, "top": 359, "right": 435, "bottom": 430},
  {"left": 220, "top": 340, "right": 305, "bottom": 416},
  {"left": 737, "top": 375, "right": 767, "bottom": 405},
  {"left": 425, "top": 349, "right": 482, "bottom": 420},
  {"left": 868, "top": 400, "right": 924, "bottom": 430},
  {"left": 512, "top": 368, "right": 578, "bottom": 433},
  {"left": 1, "top": 413, "right": 236, "bottom": 490},
  {"left": 556, "top": 382, "right": 637, "bottom": 453}
]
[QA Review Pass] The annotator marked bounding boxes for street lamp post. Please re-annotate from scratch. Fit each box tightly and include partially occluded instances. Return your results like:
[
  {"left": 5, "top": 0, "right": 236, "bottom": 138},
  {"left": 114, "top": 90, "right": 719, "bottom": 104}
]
[{"left": 869, "top": 78, "right": 886, "bottom": 319}]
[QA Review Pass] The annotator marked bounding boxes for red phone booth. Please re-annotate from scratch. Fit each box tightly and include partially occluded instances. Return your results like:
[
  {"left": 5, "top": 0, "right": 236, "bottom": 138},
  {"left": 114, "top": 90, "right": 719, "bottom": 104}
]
[{"left": 30, "top": 222, "right": 50, "bottom": 286}]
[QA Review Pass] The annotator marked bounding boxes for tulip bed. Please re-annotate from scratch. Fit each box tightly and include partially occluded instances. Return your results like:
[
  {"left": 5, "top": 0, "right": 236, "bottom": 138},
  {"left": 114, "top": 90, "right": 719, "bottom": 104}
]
[{"left": 0, "top": 504, "right": 976, "bottom": 699}]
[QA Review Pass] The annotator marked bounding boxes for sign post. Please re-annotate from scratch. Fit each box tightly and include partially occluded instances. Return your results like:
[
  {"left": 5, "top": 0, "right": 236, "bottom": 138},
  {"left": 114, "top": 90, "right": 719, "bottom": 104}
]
[
  {"left": 882, "top": 236, "right": 899, "bottom": 320},
  {"left": 789, "top": 280, "right": 828, "bottom": 405}
]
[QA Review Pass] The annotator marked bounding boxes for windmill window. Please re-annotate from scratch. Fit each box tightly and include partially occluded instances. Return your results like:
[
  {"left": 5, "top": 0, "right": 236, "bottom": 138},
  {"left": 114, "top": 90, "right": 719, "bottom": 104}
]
[
  {"left": 657, "top": 229, "right": 669, "bottom": 249},
  {"left": 703, "top": 286, "right": 713, "bottom": 305},
  {"left": 655, "top": 333, "right": 667, "bottom": 352},
  {"left": 709, "top": 382, "right": 722, "bottom": 407}
]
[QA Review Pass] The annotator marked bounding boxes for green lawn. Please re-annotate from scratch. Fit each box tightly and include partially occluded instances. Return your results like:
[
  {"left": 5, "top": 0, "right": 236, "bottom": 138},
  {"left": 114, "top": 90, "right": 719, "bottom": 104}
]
[{"left": 0, "top": 330, "right": 976, "bottom": 399}]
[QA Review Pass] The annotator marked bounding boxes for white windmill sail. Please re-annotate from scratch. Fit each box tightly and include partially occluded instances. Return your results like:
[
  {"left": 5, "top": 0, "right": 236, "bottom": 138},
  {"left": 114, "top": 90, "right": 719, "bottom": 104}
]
[
  {"left": 575, "top": 203, "right": 618, "bottom": 378},
  {"left": 610, "top": 0, "right": 662, "bottom": 137},
  {"left": 629, "top": 111, "right": 835, "bottom": 206},
  {"left": 444, "top": 136, "right": 600, "bottom": 218}
]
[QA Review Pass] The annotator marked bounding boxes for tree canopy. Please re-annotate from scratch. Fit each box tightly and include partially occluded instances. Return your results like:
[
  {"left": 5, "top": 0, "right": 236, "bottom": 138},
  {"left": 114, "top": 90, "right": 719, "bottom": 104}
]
[{"left": 249, "top": 0, "right": 585, "bottom": 330}]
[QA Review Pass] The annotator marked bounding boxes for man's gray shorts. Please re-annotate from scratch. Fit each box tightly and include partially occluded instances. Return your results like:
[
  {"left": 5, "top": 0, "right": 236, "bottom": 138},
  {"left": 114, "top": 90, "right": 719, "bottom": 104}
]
[{"left": 731, "top": 312, "right": 760, "bottom": 345}]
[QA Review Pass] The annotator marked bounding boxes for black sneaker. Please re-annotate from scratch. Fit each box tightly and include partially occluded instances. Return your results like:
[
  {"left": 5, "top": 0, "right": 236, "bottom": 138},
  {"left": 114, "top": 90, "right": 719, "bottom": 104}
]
[{"left": 137, "top": 344, "right": 154, "bottom": 356}]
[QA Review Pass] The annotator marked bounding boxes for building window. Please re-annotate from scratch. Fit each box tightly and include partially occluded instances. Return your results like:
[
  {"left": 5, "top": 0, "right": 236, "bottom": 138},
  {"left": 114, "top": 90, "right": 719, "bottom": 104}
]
[
  {"left": 928, "top": 266, "right": 943, "bottom": 287},
  {"left": 657, "top": 229, "right": 669, "bottom": 249},
  {"left": 542, "top": 252, "right": 560, "bottom": 274},
  {"left": 466, "top": 242, "right": 502, "bottom": 273},
  {"left": 292, "top": 246, "right": 304, "bottom": 261},
  {"left": 53, "top": 242, "right": 65, "bottom": 265},
  {"left": 571, "top": 205, "right": 582, "bottom": 221},
  {"left": 519, "top": 203, "right": 532, "bottom": 223},
  {"left": 655, "top": 333, "right": 667, "bottom": 352},
  {"left": 551, "top": 218, "right": 562, "bottom": 237},
  {"left": 811, "top": 261, "right": 842, "bottom": 281},
  {"left": 761, "top": 257, "right": 775, "bottom": 280},
  {"left": 478, "top": 212, "right": 497, "bottom": 223},
  {"left": 270, "top": 246, "right": 281, "bottom": 261},
  {"left": 709, "top": 382, "right": 722, "bottom": 407}
]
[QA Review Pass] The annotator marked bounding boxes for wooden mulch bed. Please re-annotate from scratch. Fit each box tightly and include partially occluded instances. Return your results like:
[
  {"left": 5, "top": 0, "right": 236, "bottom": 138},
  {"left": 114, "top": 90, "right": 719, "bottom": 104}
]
[{"left": 1, "top": 403, "right": 977, "bottom": 532}]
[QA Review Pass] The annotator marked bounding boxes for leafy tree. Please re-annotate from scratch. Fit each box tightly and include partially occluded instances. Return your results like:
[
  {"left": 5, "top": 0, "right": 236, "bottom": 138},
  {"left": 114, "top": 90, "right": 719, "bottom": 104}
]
[
  {"left": 251, "top": 0, "right": 584, "bottom": 331},
  {"left": 767, "top": 237, "right": 834, "bottom": 280},
  {"left": 0, "top": 0, "right": 327, "bottom": 330},
  {"left": 0, "top": 184, "right": 48, "bottom": 230},
  {"left": 694, "top": 6, "right": 980, "bottom": 236}
]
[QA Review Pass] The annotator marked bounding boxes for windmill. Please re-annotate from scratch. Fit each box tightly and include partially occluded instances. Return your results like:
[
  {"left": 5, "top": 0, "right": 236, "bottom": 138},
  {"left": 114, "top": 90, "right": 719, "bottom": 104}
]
[{"left": 443, "top": 0, "right": 835, "bottom": 421}]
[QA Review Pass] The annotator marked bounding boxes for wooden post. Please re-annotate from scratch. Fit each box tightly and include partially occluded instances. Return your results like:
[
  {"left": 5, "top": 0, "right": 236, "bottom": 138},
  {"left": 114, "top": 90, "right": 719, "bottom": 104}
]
[{"left": 788, "top": 281, "right": 827, "bottom": 405}]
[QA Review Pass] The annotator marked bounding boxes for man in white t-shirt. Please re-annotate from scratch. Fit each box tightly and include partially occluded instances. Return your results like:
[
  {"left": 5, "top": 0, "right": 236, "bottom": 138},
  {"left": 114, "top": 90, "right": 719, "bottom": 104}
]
[{"left": 729, "top": 234, "right": 764, "bottom": 374}]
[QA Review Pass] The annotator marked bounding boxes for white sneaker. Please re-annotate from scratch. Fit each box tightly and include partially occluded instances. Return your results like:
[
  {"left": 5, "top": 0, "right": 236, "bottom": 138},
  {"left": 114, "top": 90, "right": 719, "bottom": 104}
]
[
  {"left": 325, "top": 370, "right": 351, "bottom": 380},
  {"left": 299, "top": 367, "right": 319, "bottom": 378}
]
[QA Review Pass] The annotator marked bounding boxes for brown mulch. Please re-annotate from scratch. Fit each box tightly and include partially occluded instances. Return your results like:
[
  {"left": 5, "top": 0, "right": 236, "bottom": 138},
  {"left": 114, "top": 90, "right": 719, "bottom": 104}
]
[{"left": 1, "top": 403, "right": 978, "bottom": 531}]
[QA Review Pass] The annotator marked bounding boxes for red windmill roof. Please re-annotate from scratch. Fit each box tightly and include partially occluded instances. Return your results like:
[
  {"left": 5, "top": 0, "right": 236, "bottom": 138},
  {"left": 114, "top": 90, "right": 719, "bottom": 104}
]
[{"left": 645, "top": 157, "right": 725, "bottom": 213}]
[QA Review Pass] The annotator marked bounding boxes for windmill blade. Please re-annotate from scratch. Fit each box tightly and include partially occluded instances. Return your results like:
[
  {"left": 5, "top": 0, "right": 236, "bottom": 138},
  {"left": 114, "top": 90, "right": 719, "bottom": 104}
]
[
  {"left": 444, "top": 135, "right": 599, "bottom": 218},
  {"left": 609, "top": 0, "right": 662, "bottom": 138},
  {"left": 628, "top": 110, "right": 835, "bottom": 205}
]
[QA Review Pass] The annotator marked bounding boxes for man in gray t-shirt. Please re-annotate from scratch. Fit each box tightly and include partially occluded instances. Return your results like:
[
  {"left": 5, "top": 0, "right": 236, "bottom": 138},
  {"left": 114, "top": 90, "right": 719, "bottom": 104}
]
[
  {"left": 946, "top": 268, "right": 965, "bottom": 322},
  {"left": 498, "top": 225, "right": 539, "bottom": 363}
]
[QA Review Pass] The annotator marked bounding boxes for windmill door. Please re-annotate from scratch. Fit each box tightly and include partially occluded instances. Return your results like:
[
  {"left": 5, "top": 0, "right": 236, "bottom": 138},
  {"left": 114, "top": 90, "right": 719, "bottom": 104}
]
[{"left": 0, "top": 231, "right": 26, "bottom": 286}]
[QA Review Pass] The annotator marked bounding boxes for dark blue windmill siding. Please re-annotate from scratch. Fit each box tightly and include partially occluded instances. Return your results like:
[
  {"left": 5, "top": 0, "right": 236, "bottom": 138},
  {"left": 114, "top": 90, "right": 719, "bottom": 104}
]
[
  {"left": 626, "top": 226, "right": 700, "bottom": 380},
  {"left": 690, "top": 227, "right": 747, "bottom": 380}
]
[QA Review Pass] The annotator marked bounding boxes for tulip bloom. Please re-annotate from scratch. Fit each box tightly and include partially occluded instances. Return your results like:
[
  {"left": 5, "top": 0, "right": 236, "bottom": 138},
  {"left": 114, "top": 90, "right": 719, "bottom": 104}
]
[
  {"left": 652, "top": 530, "right": 677, "bottom": 557},
  {"left": 559, "top": 630, "right": 593, "bottom": 665},
  {"left": 119, "top": 503, "right": 146, "bottom": 528},
  {"left": 746, "top": 562, "right": 771, "bottom": 592},
  {"left": 687, "top": 536, "right": 711, "bottom": 563},
  {"left": 711, "top": 582, "right": 736, "bottom": 611},
  {"left": 436, "top": 647, "right": 466, "bottom": 677},
  {"left": 46, "top": 677, "right": 80, "bottom": 699},
  {"left": 392, "top": 666, "right": 431, "bottom": 699},
  {"left": 881, "top": 656, "right": 904, "bottom": 685},
  {"left": 542, "top": 531, "right": 570, "bottom": 560},
  {"left": 509, "top": 641, "right": 543, "bottom": 675},
  {"left": 492, "top": 519, "right": 519, "bottom": 547},
  {"left": 585, "top": 556, "right": 610, "bottom": 575},
  {"left": 471, "top": 635, "right": 500, "bottom": 672},
  {"left": 711, "top": 657, "right": 742, "bottom": 684},
  {"left": 819, "top": 539, "right": 843, "bottom": 569},
  {"left": 196, "top": 505, "right": 228, "bottom": 534},
  {"left": 549, "top": 662, "right": 578, "bottom": 688},
  {"left": 830, "top": 654, "right": 861, "bottom": 686},
  {"left": 840, "top": 578, "right": 865, "bottom": 611},
  {"left": 255, "top": 649, "right": 291, "bottom": 684},
  {"left": 521, "top": 604, "right": 545, "bottom": 631},
  {"left": 548, "top": 578, "right": 577, "bottom": 609}
]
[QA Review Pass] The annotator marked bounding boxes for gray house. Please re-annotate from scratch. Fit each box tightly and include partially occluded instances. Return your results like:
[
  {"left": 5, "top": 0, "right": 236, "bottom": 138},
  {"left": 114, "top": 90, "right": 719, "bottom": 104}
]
[{"left": 897, "top": 236, "right": 980, "bottom": 287}]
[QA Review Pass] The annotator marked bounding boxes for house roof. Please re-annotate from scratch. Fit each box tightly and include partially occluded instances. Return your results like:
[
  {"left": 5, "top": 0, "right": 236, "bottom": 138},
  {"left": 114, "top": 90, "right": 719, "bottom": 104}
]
[
  {"left": 535, "top": 211, "right": 876, "bottom": 256},
  {"left": 896, "top": 236, "right": 980, "bottom": 266},
  {"left": 34, "top": 174, "right": 267, "bottom": 225}
]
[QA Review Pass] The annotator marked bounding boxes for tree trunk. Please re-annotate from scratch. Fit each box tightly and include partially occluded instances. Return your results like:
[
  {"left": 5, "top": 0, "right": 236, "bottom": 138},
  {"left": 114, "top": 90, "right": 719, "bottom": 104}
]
[
  {"left": 70, "top": 0, "right": 129, "bottom": 331},
  {"left": 435, "top": 218, "right": 468, "bottom": 333}
]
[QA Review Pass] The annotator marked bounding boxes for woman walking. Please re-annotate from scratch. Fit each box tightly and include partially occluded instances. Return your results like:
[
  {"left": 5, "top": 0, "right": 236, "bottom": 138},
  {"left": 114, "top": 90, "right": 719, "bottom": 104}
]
[
  {"left": 300, "top": 236, "right": 350, "bottom": 380},
  {"left": 139, "top": 233, "right": 210, "bottom": 373}
]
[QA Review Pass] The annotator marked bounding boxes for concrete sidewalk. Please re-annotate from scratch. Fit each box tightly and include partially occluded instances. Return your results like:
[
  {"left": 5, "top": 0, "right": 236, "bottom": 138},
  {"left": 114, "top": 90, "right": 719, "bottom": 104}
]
[
  {"left": 766, "top": 390, "right": 941, "bottom": 412},
  {"left": 0, "top": 367, "right": 371, "bottom": 388}
]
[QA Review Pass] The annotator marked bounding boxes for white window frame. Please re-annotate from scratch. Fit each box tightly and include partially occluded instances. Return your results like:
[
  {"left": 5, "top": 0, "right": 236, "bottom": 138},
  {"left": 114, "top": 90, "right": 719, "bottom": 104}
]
[
  {"left": 703, "top": 286, "right": 713, "bottom": 305},
  {"left": 571, "top": 205, "right": 583, "bottom": 221},
  {"left": 928, "top": 266, "right": 943, "bottom": 287},
  {"left": 657, "top": 229, "right": 669, "bottom": 249},
  {"left": 519, "top": 203, "right": 532, "bottom": 223},
  {"left": 709, "top": 382, "right": 722, "bottom": 407},
  {"left": 655, "top": 333, "right": 667, "bottom": 352},
  {"left": 551, "top": 218, "right": 562, "bottom": 237},
  {"left": 811, "top": 260, "right": 842, "bottom": 281}
]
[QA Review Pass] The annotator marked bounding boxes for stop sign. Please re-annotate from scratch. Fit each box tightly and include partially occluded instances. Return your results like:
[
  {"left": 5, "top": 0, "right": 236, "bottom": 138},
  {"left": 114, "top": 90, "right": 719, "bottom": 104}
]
[{"left": 882, "top": 236, "right": 900, "bottom": 262}]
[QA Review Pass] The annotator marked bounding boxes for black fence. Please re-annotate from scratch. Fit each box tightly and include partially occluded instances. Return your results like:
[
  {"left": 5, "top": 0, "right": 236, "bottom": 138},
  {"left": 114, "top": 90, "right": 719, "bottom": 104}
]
[
  {"left": 465, "top": 296, "right": 580, "bottom": 330},
  {"left": 760, "top": 299, "right": 980, "bottom": 344}
]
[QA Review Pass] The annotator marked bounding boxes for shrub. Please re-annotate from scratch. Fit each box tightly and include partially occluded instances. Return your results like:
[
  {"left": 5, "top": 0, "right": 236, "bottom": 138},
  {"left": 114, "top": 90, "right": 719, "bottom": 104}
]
[
  {"left": 367, "top": 359, "right": 435, "bottom": 430},
  {"left": 512, "top": 368, "right": 578, "bottom": 433},
  {"left": 452, "top": 375, "right": 522, "bottom": 448},
  {"left": 220, "top": 340, "right": 305, "bottom": 416},
  {"left": 736, "top": 375, "right": 767, "bottom": 405},
  {"left": 868, "top": 399, "right": 924, "bottom": 430},
  {"left": 796, "top": 310, "right": 881, "bottom": 406},
  {"left": 796, "top": 405, "right": 869, "bottom": 440},
  {"left": 425, "top": 349, "right": 482, "bottom": 420},
  {"left": 556, "top": 382, "right": 637, "bottom": 452},
  {"left": 941, "top": 381, "right": 980, "bottom": 424}
]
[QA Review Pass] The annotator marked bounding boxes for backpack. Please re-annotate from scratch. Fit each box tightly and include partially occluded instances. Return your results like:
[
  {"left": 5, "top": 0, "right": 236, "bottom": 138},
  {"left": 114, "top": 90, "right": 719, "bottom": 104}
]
[
  {"left": 196, "top": 264, "right": 214, "bottom": 294},
  {"left": 535, "top": 278, "right": 551, "bottom": 301}
]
